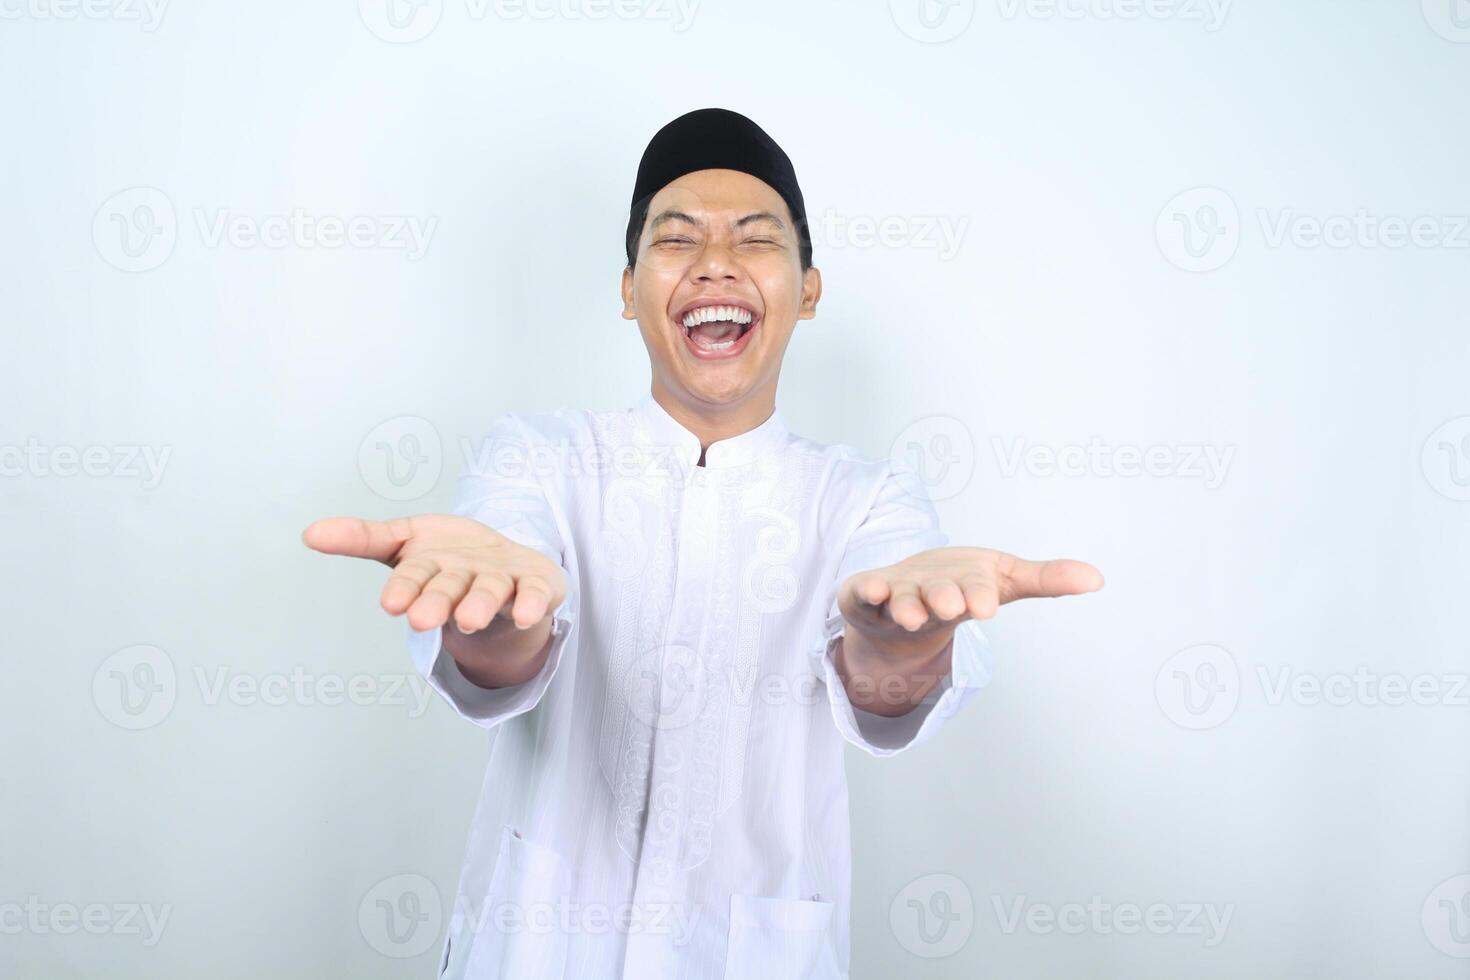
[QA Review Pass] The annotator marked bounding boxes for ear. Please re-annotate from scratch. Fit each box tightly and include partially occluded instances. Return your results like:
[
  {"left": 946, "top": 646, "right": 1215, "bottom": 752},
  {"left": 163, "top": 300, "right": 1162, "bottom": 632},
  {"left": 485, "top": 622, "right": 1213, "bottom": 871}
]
[
  {"left": 620, "top": 266, "right": 637, "bottom": 320},
  {"left": 797, "top": 266, "right": 823, "bottom": 321}
]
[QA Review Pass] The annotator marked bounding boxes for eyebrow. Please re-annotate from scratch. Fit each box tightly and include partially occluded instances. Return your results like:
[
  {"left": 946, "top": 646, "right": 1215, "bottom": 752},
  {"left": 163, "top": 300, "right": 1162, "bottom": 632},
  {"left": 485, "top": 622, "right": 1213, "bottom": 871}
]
[
  {"left": 649, "top": 210, "right": 699, "bottom": 229},
  {"left": 648, "top": 209, "right": 788, "bottom": 231},
  {"left": 735, "top": 211, "right": 787, "bottom": 230}
]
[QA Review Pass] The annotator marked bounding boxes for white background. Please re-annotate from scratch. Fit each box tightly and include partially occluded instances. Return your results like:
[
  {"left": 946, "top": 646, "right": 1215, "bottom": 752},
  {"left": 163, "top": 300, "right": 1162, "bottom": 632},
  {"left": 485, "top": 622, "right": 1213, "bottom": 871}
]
[{"left": 3, "top": 0, "right": 1469, "bottom": 977}]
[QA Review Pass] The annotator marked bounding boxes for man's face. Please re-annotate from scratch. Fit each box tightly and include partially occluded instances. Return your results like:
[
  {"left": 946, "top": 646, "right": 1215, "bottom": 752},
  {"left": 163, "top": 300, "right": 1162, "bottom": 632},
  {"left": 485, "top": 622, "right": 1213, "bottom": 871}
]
[{"left": 622, "top": 168, "right": 821, "bottom": 412}]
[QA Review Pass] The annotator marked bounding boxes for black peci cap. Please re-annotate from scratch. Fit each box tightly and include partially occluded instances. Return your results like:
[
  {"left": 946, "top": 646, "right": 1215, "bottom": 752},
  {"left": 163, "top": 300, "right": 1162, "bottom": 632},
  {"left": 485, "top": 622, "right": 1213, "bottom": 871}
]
[{"left": 625, "top": 108, "right": 812, "bottom": 269}]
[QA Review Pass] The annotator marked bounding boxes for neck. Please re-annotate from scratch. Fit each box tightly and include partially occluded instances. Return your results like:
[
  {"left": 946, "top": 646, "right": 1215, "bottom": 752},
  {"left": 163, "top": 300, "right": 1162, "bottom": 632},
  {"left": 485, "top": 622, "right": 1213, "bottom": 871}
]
[{"left": 650, "top": 382, "right": 776, "bottom": 456}]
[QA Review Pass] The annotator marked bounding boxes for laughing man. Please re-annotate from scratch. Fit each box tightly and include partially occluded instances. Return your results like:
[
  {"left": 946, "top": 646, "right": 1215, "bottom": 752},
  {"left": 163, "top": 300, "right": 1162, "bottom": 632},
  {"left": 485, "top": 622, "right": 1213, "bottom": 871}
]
[{"left": 305, "top": 107, "right": 1102, "bottom": 979}]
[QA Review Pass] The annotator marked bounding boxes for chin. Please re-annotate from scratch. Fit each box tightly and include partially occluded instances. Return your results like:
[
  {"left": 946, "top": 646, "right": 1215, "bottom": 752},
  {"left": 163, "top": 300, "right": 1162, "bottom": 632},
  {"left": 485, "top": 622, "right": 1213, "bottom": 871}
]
[{"left": 675, "top": 371, "right": 760, "bottom": 408}]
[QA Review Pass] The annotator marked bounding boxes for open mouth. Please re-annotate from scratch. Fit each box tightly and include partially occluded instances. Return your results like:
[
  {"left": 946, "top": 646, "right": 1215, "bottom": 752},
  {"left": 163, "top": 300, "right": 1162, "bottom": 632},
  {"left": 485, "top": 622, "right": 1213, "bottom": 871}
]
[{"left": 674, "top": 301, "right": 760, "bottom": 359}]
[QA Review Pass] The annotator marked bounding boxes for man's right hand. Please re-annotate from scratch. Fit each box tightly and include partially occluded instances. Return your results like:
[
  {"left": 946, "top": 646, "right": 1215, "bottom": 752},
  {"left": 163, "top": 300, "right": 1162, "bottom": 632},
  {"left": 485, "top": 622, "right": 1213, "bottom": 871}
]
[{"left": 302, "top": 514, "right": 566, "bottom": 688}]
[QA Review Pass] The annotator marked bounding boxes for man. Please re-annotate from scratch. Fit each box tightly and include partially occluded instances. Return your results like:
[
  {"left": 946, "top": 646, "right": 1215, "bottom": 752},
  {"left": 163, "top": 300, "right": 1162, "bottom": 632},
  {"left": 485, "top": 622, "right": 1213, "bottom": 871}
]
[{"left": 304, "top": 108, "right": 1102, "bottom": 979}]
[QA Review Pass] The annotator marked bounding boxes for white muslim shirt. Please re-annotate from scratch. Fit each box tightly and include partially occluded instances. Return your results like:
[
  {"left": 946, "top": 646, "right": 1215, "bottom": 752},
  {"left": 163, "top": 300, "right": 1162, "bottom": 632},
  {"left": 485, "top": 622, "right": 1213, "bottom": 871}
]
[{"left": 406, "top": 392, "right": 993, "bottom": 980}]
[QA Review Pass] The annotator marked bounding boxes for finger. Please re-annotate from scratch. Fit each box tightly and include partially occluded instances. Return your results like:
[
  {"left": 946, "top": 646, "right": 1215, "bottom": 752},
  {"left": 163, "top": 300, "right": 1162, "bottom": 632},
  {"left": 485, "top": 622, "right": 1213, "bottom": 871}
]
[
  {"left": 454, "top": 571, "right": 515, "bottom": 633},
  {"left": 886, "top": 579, "right": 928, "bottom": 632},
  {"left": 959, "top": 574, "right": 1000, "bottom": 621},
  {"left": 1000, "top": 556, "right": 1105, "bottom": 603},
  {"left": 919, "top": 577, "right": 967, "bottom": 621},
  {"left": 380, "top": 556, "right": 440, "bottom": 616},
  {"left": 509, "top": 574, "right": 555, "bottom": 630},
  {"left": 845, "top": 572, "right": 891, "bottom": 607},
  {"left": 303, "top": 516, "right": 416, "bottom": 565},
  {"left": 407, "top": 568, "right": 473, "bottom": 631}
]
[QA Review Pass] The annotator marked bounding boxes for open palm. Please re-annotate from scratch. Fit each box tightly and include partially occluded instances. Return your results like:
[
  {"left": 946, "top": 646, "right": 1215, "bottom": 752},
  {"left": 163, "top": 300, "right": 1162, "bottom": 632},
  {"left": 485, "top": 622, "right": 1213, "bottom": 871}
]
[
  {"left": 839, "top": 546, "right": 1103, "bottom": 641},
  {"left": 302, "top": 514, "right": 565, "bottom": 633}
]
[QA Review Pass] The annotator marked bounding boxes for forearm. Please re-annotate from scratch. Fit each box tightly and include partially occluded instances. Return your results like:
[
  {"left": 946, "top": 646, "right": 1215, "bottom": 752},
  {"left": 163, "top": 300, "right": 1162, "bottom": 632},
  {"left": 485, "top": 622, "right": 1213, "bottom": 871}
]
[
  {"left": 442, "top": 616, "right": 556, "bottom": 689},
  {"left": 835, "top": 624, "right": 955, "bottom": 717}
]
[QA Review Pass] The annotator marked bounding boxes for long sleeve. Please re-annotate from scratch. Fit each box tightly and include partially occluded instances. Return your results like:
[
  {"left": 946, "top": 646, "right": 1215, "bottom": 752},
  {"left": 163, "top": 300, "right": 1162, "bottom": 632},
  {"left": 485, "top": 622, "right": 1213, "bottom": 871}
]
[
  {"left": 812, "top": 462, "right": 993, "bottom": 756},
  {"left": 405, "top": 413, "right": 577, "bottom": 728}
]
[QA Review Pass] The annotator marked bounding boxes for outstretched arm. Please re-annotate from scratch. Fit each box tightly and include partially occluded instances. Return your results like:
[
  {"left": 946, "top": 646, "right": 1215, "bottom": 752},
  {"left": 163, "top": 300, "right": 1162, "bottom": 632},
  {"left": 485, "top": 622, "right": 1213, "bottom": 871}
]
[
  {"left": 302, "top": 514, "right": 567, "bottom": 689},
  {"left": 835, "top": 547, "right": 1103, "bottom": 716}
]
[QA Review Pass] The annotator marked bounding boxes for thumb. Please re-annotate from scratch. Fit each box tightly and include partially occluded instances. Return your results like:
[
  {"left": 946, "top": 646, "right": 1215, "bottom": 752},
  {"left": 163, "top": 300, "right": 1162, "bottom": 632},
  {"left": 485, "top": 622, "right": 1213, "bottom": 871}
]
[
  {"left": 1001, "top": 556, "right": 1105, "bottom": 602},
  {"left": 302, "top": 516, "right": 415, "bottom": 565}
]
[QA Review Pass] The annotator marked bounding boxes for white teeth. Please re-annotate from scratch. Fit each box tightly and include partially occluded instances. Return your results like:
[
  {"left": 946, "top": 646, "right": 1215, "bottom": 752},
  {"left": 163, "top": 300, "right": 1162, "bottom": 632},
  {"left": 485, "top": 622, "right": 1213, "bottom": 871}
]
[{"left": 680, "top": 305, "right": 754, "bottom": 329}]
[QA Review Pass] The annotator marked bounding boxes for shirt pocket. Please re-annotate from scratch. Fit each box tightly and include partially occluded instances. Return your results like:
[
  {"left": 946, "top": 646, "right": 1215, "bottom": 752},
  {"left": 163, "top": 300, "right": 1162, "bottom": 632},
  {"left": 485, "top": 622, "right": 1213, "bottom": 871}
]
[
  {"left": 462, "top": 824, "right": 573, "bottom": 980},
  {"left": 723, "top": 894, "right": 843, "bottom": 980}
]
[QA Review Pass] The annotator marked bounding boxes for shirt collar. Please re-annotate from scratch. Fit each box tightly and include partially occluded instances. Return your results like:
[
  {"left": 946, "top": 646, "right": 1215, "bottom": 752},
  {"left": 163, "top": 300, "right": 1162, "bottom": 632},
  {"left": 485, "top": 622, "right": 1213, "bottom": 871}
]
[{"left": 631, "top": 391, "right": 790, "bottom": 470}]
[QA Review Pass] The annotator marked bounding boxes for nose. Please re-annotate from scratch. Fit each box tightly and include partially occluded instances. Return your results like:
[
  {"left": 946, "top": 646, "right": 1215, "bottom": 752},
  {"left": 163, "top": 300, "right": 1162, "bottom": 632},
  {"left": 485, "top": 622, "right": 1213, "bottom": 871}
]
[{"left": 688, "top": 241, "right": 742, "bottom": 284}]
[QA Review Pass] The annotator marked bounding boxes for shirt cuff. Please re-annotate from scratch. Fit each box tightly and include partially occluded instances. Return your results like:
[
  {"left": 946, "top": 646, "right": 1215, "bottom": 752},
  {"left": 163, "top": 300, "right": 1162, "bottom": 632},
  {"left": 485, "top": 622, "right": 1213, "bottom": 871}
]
[
  {"left": 814, "top": 604, "right": 993, "bottom": 757},
  {"left": 407, "top": 599, "right": 574, "bottom": 728}
]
